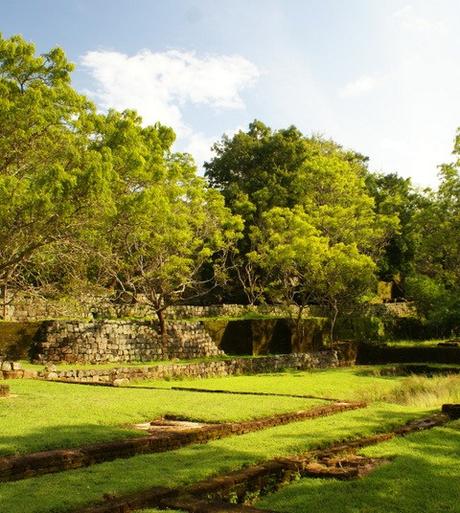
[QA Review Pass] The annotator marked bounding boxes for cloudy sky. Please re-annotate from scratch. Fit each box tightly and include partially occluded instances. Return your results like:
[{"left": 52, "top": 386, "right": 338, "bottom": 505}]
[{"left": 3, "top": 0, "right": 460, "bottom": 186}]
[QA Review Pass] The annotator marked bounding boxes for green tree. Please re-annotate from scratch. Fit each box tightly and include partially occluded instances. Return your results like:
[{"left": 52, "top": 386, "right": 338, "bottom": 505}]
[
  {"left": 205, "top": 121, "right": 385, "bottom": 319},
  {"left": 96, "top": 110, "right": 242, "bottom": 333},
  {"left": 364, "top": 172, "right": 423, "bottom": 291},
  {"left": 0, "top": 34, "right": 111, "bottom": 317},
  {"left": 252, "top": 207, "right": 376, "bottom": 342},
  {"left": 408, "top": 131, "right": 460, "bottom": 335}
]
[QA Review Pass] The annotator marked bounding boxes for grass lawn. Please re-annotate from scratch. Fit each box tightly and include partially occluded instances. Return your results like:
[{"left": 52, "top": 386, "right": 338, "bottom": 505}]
[
  {"left": 257, "top": 419, "right": 460, "bottom": 513},
  {"left": 0, "top": 402, "right": 435, "bottom": 513},
  {"left": 0, "top": 379, "right": 323, "bottom": 455},
  {"left": 385, "top": 339, "right": 458, "bottom": 347},
  {"left": 129, "top": 367, "right": 405, "bottom": 401}
]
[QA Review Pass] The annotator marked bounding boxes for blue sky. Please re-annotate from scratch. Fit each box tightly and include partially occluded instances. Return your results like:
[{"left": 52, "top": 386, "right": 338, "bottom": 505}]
[{"left": 3, "top": 0, "right": 460, "bottom": 186}]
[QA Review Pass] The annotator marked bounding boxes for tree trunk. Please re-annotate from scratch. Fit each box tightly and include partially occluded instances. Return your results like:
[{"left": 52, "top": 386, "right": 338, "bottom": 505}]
[
  {"left": 330, "top": 301, "right": 339, "bottom": 345},
  {"left": 294, "top": 304, "right": 304, "bottom": 352},
  {"left": 2, "top": 282, "right": 7, "bottom": 320},
  {"left": 157, "top": 308, "right": 167, "bottom": 338}
]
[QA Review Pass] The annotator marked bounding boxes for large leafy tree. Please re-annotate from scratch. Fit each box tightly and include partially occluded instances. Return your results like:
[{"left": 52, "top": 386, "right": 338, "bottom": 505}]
[
  {"left": 0, "top": 34, "right": 111, "bottom": 316},
  {"left": 95, "top": 110, "right": 242, "bottom": 333},
  {"left": 205, "top": 120, "right": 386, "bottom": 316},
  {"left": 364, "top": 172, "right": 423, "bottom": 292},
  {"left": 252, "top": 207, "right": 376, "bottom": 342},
  {"left": 407, "top": 131, "right": 460, "bottom": 334},
  {"left": 205, "top": 120, "right": 382, "bottom": 247}
]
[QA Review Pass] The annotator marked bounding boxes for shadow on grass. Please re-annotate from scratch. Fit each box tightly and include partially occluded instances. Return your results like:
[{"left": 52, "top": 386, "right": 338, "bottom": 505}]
[
  {"left": 0, "top": 410, "right": 454, "bottom": 513},
  {"left": 257, "top": 423, "right": 460, "bottom": 513},
  {"left": 0, "top": 423, "right": 146, "bottom": 457}
]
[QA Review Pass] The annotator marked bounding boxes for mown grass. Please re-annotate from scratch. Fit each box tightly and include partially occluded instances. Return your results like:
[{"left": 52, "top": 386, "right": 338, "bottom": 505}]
[
  {"left": 130, "top": 367, "right": 405, "bottom": 401},
  {"left": 257, "top": 420, "right": 460, "bottom": 513},
  {"left": 0, "top": 402, "right": 433, "bottom": 513},
  {"left": 386, "top": 339, "right": 458, "bottom": 347},
  {"left": 0, "top": 379, "right": 323, "bottom": 455}
]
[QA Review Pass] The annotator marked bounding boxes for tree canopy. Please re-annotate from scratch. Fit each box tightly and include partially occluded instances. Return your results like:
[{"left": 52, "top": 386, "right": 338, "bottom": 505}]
[{"left": 2, "top": 33, "right": 460, "bottom": 340}]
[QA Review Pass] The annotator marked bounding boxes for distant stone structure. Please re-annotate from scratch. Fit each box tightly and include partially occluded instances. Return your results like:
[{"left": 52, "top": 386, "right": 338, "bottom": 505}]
[
  {"left": 34, "top": 320, "right": 223, "bottom": 364},
  {"left": 38, "top": 351, "right": 341, "bottom": 383}
]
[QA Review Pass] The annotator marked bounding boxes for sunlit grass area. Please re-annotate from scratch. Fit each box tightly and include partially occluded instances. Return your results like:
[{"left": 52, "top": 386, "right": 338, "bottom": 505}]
[
  {"left": 0, "top": 379, "right": 323, "bottom": 455},
  {"left": 257, "top": 420, "right": 460, "bottom": 513},
  {"left": 0, "top": 402, "right": 433, "bottom": 513},
  {"left": 359, "top": 375, "right": 460, "bottom": 407},
  {"left": 129, "top": 367, "right": 405, "bottom": 401}
]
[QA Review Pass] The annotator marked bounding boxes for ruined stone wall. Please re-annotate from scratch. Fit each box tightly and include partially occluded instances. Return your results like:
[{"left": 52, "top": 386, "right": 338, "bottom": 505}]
[
  {"left": 34, "top": 320, "right": 223, "bottom": 364},
  {"left": 3, "top": 291, "right": 325, "bottom": 322},
  {"left": 39, "top": 351, "right": 340, "bottom": 383}
]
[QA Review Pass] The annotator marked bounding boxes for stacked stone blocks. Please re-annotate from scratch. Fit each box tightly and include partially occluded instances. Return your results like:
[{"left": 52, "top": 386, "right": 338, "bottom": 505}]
[{"left": 35, "top": 320, "right": 224, "bottom": 364}]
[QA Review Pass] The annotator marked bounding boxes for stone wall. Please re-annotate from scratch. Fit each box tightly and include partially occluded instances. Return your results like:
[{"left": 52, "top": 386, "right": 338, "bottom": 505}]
[
  {"left": 3, "top": 291, "right": 325, "bottom": 322},
  {"left": 33, "top": 320, "right": 223, "bottom": 364},
  {"left": 39, "top": 351, "right": 340, "bottom": 383}
]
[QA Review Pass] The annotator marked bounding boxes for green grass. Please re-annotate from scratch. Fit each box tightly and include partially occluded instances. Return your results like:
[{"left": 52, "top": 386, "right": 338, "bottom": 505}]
[
  {"left": 379, "top": 375, "right": 460, "bottom": 407},
  {"left": 0, "top": 379, "right": 323, "bottom": 455},
  {"left": 129, "top": 367, "right": 405, "bottom": 401},
  {"left": 0, "top": 402, "right": 434, "bottom": 513},
  {"left": 386, "top": 339, "right": 458, "bottom": 347},
  {"left": 257, "top": 420, "right": 460, "bottom": 513},
  {"left": 133, "top": 510, "right": 185, "bottom": 513}
]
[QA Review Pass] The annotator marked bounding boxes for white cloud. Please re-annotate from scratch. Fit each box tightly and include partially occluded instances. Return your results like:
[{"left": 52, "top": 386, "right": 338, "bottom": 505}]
[
  {"left": 338, "top": 75, "right": 378, "bottom": 98},
  {"left": 81, "top": 49, "right": 259, "bottom": 139},
  {"left": 182, "top": 132, "right": 216, "bottom": 171},
  {"left": 182, "top": 125, "right": 246, "bottom": 171},
  {"left": 393, "top": 5, "right": 447, "bottom": 34}
]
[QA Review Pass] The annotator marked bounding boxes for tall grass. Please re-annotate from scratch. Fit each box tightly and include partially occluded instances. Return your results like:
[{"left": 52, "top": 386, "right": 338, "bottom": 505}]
[{"left": 357, "top": 375, "right": 460, "bottom": 407}]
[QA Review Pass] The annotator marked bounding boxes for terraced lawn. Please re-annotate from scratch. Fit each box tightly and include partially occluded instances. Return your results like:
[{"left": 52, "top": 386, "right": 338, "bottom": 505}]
[
  {"left": 0, "top": 402, "right": 432, "bottom": 513},
  {"left": 257, "top": 419, "right": 460, "bottom": 513},
  {"left": 0, "top": 379, "right": 323, "bottom": 455},
  {"left": 1, "top": 367, "right": 458, "bottom": 513},
  {"left": 129, "top": 366, "right": 404, "bottom": 401}
]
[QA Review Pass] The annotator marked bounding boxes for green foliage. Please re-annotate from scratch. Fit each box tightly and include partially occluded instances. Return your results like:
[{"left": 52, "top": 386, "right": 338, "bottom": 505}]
[
  {"left": 0, "top": 33, "right": 112, "bottom": 307},
  {"left": 93, "top": 110, "right": 243, "bottom": 330},
  {"left": 251, "top": 206, "right": 377, "bottom": 340},
  {"left": 364, "top": 172, "right": 421, "bottom": 283},
  {"left": 407, "top": 135, "right": 460, "bottom": 335},
  {"left": 205, "top": 121, "right": 382, "bottom": 338}
]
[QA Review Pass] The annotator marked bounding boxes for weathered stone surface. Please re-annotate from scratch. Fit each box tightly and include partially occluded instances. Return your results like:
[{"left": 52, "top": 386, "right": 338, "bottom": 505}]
[
  {"left": 442, "top": 403, "right": 460, "bottom": 419},
  {"left": 112, "top": 378, "right": 129, "bottom": 387},
  {"left": 35, "top": 352, "right": 341, "bottom": 383},
  {"left": 34, "top": 320, "right": 224, "bottom": 364}
]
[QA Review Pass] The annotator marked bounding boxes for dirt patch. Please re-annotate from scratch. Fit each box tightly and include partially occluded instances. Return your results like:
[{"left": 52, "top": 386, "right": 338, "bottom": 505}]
[
  {"left": 0, "top": 384, "right": 9, "bottom": 397},
  {"left": 133, "top": 418, "right": 213, "bottom": 433},
  {"left": 0, "top": 401, "right": 365, "bottom": 482}
]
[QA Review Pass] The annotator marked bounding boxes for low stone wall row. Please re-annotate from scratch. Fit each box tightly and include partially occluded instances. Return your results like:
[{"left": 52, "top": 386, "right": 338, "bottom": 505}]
[
  {"left": 34, "top": 320, "right": 223, "bottom": 364},
  {"left": 40, "top": 352, "right": 340, "bottom": 383}
]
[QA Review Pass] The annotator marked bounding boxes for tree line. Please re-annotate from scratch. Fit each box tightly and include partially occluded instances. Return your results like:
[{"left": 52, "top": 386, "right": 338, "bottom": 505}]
[{"left": 1, "top": 34, "right": 459, "bottom": 338}]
